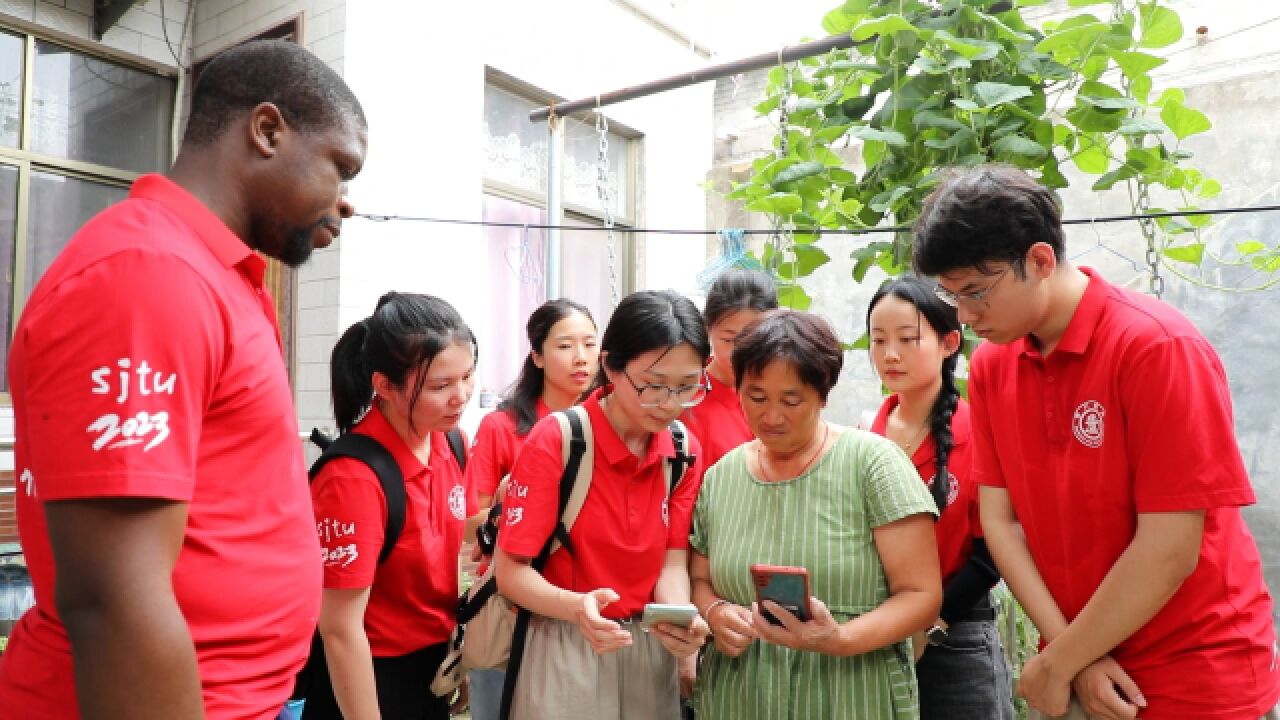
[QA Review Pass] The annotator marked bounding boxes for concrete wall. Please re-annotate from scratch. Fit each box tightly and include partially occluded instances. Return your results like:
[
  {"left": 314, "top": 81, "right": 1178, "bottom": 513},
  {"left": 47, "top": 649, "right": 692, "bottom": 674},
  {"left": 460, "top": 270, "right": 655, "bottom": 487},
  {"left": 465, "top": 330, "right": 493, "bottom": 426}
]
[{"left": 706, "top": 0, "right": 1280, "bottom": 618}]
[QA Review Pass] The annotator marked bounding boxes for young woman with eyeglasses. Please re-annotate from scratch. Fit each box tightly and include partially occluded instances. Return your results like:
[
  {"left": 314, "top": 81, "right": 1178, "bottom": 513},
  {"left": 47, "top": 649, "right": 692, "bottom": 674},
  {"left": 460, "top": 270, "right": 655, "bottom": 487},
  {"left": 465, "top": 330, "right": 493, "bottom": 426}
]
[{"left": 493, "top": 290, "right": 713, "bottom": 720}]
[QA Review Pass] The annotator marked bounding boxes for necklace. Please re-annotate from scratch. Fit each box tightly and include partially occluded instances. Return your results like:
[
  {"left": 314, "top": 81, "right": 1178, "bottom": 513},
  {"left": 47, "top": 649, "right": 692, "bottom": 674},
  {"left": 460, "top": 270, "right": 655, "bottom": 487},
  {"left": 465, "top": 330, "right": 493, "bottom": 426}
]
[
  {"left": 897, "top": 424, "right": 929, "bottom": 453},
  {"left": 757, "top": 422, "right": 830, "bottom": 482}
]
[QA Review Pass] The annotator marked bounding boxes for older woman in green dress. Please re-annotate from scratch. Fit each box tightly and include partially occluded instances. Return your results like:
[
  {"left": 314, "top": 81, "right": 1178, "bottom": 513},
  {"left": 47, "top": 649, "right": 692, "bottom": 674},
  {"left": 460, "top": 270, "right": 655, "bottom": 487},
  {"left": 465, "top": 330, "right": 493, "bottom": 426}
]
[{"left": 689, "top": 309, "right": 942, "bottom": 719}]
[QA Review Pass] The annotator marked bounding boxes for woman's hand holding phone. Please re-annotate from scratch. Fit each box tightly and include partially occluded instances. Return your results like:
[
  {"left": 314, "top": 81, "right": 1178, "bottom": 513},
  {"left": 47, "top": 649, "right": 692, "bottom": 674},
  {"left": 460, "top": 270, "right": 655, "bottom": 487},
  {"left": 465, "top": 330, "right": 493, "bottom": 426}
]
[
  {"left": 752, "top": 596, "right": 842, "bottom": 654},
  {"left": 575, "top": 588, "right": 633, "bottom": 655},
  {"left": 650, "top": 614, "right": 710, "bottom": 659},
  {"left": 708, "top": 602, "right": 759, "bottom": 658}
]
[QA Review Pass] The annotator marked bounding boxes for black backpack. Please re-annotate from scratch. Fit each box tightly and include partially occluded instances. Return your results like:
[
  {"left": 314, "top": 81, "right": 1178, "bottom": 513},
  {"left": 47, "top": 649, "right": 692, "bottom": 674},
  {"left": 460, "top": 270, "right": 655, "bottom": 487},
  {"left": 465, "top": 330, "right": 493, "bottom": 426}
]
[{"left": 291, "top": 426, "right": 468, "bottom": 701}]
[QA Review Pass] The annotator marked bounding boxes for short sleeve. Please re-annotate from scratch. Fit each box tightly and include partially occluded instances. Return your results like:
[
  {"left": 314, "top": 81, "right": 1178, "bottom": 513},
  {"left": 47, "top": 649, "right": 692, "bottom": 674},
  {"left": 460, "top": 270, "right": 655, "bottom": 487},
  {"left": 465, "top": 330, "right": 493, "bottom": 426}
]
[
  {"left": 465, "top": 411, "right": 515, "bottom": 506},
  {"left": 861, "top": 434, "right": 939, "bottom": 528},
  {"left": 1123, "top": 337, "right": 1256, "bottom": 512},
  {"left": 665, "top": 432, "right": 704, "bottom": 550},
  {"left": 967, "top": 346, "right": 1005, "bottom": 489},
  {"left": 15, "top": 250, "right": 223, "bottom": 502},
  {"left": 496, "top": 414, "right": 565, "bottom": 559},
  {"left": 688, "top": 460, "right": 719, "bottom": 556},
  {"left": 310, "top": 459, "right": 386, "bottom": 589}
]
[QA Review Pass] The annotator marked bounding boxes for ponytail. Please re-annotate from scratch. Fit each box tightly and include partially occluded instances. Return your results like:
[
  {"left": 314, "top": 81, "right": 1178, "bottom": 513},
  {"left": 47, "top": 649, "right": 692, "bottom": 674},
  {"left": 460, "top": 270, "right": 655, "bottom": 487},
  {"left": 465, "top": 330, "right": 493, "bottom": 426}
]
[{"left": 331, "top": 319, "right": 373, "bottom": 433}]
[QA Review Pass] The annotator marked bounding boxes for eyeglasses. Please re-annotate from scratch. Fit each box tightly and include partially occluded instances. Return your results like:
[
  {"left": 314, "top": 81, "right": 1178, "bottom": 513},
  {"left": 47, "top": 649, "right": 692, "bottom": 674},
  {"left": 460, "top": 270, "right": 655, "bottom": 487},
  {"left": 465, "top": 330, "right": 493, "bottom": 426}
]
[
  {"left": 621, "top": 369, "right": 709, "bottom": 408},
  {"left": 934, "top": 265, "right": 1013, "bottom": 309}
]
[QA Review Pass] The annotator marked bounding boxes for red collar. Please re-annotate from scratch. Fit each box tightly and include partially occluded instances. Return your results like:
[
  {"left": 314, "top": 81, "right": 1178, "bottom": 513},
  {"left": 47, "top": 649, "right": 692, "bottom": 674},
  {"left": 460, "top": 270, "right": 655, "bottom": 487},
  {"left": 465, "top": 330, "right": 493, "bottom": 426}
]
[
  {"left": 870, "top": 393, "right": 970, "bottom": 465},
  {"left": 130, "top": 174, "right": 267, "bottom": 287},
  {"left": 584, "top": 386, "right": 676, "bottom": 469},
  {"left": 1018, "top": 266, "right": 1109, "bottom": 358},
  {"left": 356, "top": 404, "right": 429, "bottom": 480}
]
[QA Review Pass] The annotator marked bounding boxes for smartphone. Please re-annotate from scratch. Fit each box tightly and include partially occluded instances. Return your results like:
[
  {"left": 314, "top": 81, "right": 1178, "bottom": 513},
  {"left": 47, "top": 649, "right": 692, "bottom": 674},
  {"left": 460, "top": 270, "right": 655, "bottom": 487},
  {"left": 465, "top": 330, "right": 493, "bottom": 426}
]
[
  {"left": 641, "top": 603, "right": 698, "bottom": 630},
  {"left": 749, "top": 563, "right": 811, "bottom": 626}
]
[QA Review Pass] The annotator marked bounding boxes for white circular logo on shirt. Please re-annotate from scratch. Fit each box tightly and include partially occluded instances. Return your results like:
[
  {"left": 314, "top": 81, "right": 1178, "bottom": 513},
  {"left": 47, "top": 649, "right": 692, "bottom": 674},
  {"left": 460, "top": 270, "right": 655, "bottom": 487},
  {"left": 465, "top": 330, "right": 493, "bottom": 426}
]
[
  {"left": 1073, "top": 400, "right": 1105, "bottom": 448},
  {"left": 448, "top": 484, "right": 467, "bottom": 521},
  {"left": 927, "top": 471, "right": 960, "bottom": 505}
]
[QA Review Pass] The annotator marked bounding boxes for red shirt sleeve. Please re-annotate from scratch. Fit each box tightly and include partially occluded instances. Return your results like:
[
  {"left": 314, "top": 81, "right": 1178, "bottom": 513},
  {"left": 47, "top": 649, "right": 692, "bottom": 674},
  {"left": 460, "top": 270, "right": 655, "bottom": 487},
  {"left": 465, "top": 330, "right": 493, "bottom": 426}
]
[
  {"left": 967, "top": 345, "right": 1006, "bottom": 489},
  {"left": 310, "top": 458, "right": 386, "bottom": 589},
  {"left": 496, "top": 415, "right": 565, "bottom": 559},
  {"left": 1122, "top": 337, "right": 1256, "bottom": 512},
  {"left": 667, "top": 433, "right": 704, "bottom": 549},
  {"left": 465, "top": 411, "right": 515, "bottom": 507},
  {"left": 16, "top": 250, "right": 222, "bottom": 502}
]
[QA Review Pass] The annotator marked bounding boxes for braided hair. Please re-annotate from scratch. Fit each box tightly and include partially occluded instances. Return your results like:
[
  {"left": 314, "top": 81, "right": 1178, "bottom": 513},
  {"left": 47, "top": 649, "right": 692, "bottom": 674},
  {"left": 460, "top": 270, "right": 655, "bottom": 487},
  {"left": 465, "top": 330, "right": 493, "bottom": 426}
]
[{"left": 867, "top": 276, "right": 964, "bottom": 512}]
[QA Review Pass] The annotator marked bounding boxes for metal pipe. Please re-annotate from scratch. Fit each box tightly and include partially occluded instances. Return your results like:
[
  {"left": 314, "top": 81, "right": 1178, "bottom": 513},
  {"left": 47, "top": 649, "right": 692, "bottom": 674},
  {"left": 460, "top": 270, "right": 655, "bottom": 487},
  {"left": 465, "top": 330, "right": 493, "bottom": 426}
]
[
  {"left": 545, "top": 117, "right": 566, "bottom": 299},
  {"left": 529, "top": 33, "right": 862, "bottom": 123}
]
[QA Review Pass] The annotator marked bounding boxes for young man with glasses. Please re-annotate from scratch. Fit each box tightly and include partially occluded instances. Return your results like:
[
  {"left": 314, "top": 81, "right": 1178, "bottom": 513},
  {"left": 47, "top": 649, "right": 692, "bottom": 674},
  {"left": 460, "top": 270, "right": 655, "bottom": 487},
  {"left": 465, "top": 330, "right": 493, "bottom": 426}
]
[{"left": 912, "top": 164, "right": 1278, "bottom": 720}]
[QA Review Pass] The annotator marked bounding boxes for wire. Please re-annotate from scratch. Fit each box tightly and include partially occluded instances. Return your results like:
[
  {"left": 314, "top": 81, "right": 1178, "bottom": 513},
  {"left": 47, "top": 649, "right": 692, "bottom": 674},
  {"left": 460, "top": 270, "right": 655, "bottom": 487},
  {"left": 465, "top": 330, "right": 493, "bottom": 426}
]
[
  {"left": 356, "top": 203, "right": 1280, "bottom": 237},
  {"left": 158, "top": 0, "right": 188, "bottom": 69}
]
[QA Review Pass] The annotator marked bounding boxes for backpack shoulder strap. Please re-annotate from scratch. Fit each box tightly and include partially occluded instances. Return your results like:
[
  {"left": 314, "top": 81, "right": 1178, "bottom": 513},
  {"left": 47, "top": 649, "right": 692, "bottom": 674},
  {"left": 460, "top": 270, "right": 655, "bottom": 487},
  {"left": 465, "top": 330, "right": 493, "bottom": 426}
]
[
  {"left": 547, "top": 405, "right": 593, "bottom": 558},
  {"left": 309, "top": 433, "right": 406, "bottom": 566},
  {"left": 663, "top": 418, "right": 695, "bottom": 497},
  {"left": 446, "top": 427, "right": 468, "bottom": 471}
]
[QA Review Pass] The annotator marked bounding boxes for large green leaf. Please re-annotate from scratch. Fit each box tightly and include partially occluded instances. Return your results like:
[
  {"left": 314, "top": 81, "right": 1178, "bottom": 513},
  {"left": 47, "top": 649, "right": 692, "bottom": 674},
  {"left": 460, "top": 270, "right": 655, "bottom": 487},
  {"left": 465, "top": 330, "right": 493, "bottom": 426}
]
[
  {"left": 776, "top": 284, "right": 813, "bottom": 310},
  {"left": 848, "top": 125, "right": 908, "bottom": 147},
  {"left": 1072, "top": 133, "right": 1110, "bottom": 173},
  {"left": 1162, "top": 243, "right": 1204, "bottom": 265},
  {"left": 974, "top": 81, "right": 1033, "bottom": 108},
  {"left": 821, "top": 1, "right": 873, "bottom": 34},
  {"left": 1139, "top": 4, "right": 1183, "bottom": 49},
  {"left": 992, "top": 134, "right": 1048, "bottom": 159},
  {"left": 851, "top": 14, "right": 920, "bottom": 42},
  {"left": 1111, "top": 50, "right": 1167, "bottom": 79},
  {"left": 773, "top": 161, "right": 826, "bottom": 186},
  {"left": 1117, "top": 117, "right": 1168, "bottom": 136},
  {"left": 746, "top": 192, "right": 803, "bottom": 216},
  {"left": 779, "top": 245, "right": 832, "bottom": 279},
  {"left": 1160, "top": 100, "right": 1212, "bottom": 140},
  {"left": 1035, "top": 21, "right": 1108, "bottom": 58},
  {"left": 1236, "top": 241, "right": 1267, "bottom": 257}
]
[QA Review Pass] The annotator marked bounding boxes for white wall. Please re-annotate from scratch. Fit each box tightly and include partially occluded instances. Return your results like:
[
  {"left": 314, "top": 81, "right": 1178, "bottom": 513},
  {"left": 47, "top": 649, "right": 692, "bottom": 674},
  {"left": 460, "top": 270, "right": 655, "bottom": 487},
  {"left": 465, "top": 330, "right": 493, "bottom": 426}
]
[{"left": 341, "top": 0, "right": 715, "bottom": 435}]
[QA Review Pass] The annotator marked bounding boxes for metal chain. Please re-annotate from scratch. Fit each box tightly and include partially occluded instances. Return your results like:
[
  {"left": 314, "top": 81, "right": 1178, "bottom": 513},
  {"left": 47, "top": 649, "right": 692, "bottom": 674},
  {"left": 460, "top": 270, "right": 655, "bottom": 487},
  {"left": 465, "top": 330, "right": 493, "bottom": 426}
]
[
  {"left": 1137, "top": 184, "right": 1165, "bottom": 298},
  {"left": 595, "top": 111, "right": 620, "bottom": 310}
]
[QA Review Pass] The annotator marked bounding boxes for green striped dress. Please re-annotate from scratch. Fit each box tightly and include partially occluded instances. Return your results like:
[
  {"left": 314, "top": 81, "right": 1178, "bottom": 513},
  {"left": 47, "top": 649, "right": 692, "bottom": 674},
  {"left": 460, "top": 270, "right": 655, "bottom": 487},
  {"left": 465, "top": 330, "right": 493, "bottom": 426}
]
[{"left": 690, "top": 427, "right": 938, "bottom": 720}]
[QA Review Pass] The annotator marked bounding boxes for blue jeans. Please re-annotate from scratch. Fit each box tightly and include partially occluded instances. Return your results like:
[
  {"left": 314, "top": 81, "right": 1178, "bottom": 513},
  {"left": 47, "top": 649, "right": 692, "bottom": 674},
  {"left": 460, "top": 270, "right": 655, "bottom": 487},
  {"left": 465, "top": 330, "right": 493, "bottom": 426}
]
[
  {"left": 916, "top": 617, "right": 1014, "bottom": 720},
  {"left": 468, "top": 668, "right": 506, "bottom": 720}
]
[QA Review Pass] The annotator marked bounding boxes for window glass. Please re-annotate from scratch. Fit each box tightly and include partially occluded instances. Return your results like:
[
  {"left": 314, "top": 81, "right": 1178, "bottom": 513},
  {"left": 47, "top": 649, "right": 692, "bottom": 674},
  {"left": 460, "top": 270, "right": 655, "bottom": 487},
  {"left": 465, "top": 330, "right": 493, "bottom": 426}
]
[
  {"left": 26, "top": 171, "right": 127, "bottom": 297},
  {"left": 0, "top": 32, "right": 24, "bottom": 149},
  {"left": 31, "top": 40, "right": 173, "bottom": 172}
]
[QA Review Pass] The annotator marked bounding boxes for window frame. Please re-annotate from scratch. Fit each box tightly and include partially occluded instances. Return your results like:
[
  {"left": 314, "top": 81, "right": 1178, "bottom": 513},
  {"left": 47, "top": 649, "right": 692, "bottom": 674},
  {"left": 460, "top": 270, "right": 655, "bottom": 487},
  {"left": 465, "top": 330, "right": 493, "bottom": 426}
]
[
  {"left": 0, "top": 23, "right": 177, "bottom": 404},
  {"left": 483, "top": 68, "right": 643, "bottom": 296}
]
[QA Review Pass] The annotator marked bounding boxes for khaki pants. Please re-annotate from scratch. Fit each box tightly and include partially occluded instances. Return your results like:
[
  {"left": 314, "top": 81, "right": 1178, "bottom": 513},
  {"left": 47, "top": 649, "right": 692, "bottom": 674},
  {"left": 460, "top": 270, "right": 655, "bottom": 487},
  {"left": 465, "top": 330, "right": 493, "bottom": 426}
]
[
  {"left": 509, "top": 616, "right": 680, "bottom": 720},
  {"left": 1030, "top": 699, "right": 1279, "bottom": 719}
]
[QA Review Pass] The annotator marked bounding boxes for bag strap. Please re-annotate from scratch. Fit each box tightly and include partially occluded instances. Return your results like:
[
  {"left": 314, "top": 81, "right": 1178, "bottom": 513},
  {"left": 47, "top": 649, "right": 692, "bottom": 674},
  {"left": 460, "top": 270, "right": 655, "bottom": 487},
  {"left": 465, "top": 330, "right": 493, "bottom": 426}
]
[
  {"left": 665, "top": 418, "right": 695, "bottom": 496},
  {"left": 548, "top": 406, "right": 593, "bottom": 555},
  {"left": 308, "top": 432, "right": 405, "bottom": 566},
  {"left": 446, "top": 427, "right": 468, "bottom": 471},
  {"left": 499, "top": 406, "right": 591, "bottom": 720}
]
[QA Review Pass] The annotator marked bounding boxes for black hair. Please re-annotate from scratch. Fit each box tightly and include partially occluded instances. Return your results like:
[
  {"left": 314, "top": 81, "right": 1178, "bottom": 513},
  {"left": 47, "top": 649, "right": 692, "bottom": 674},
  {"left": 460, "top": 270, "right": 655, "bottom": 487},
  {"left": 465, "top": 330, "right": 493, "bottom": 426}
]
[
  {"left": 331, "top": 292, "right": 476, "bottom": 434},
  {"left": 866, "top": 276, "right": 965, "bottom": 512},
  {"left": 583, "top": 290, "right": 710, "bottom": 397},
  {"left": 499, "top": 298, "right": 596, "bottom": 436},
  {"left": 732, "top": 310, "right": 844, "bottom": 401},
  {"left": 913, "top": 164, "right": 1065, "bottom": 278},
  {"left": 184, "top": 39, "right": 366, "bottom": 146},
  {"left": 703, "top": 268, "right": 779, "bottom": 329}
]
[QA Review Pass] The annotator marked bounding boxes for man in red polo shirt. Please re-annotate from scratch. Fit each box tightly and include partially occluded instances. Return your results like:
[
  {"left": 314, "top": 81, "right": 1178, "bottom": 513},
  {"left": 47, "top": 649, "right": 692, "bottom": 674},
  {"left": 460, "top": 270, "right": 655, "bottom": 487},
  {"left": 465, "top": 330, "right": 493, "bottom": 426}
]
[
  {"left": 913, "top": 165, "right": 1279, "bottom": 720},
  {"left": 0, "top": 40, "right": 367, "bottom": 720}
]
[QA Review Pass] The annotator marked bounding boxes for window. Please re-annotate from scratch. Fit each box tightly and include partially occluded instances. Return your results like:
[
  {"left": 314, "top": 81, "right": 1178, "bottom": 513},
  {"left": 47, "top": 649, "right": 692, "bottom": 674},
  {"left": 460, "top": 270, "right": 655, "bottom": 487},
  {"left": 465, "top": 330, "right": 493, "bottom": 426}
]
[
  {"left": 481, "top": 75, "right": 639, "bottom": 397},
  {"left": 0, "top": 29, "right": 175, "bottom": 394}
]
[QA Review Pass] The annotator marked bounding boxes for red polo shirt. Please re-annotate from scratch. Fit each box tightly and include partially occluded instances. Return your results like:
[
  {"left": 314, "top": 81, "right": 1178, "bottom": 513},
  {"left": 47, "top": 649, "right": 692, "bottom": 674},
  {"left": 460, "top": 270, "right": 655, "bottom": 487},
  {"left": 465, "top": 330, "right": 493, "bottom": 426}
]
[
  {"left": 0, "top": 174, "right": 320, "bottom": 720},
  {"left": 871, "top": 395, "right": 979, "bottom": 584},
  {"left": 969, "top": 268, "right": 1279, "bottom": 718},
  {"left": 681, "top": 373, "right": 751, "bottom": 468},
  {"left": 498, "top": 388, "right": 704, "bottom": 619},
  {"left": 310, "top": 406, "right": 467, "bottom": 656},
  {"left": 465, "top": 400, "right": 549, "bottom": 502}
]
